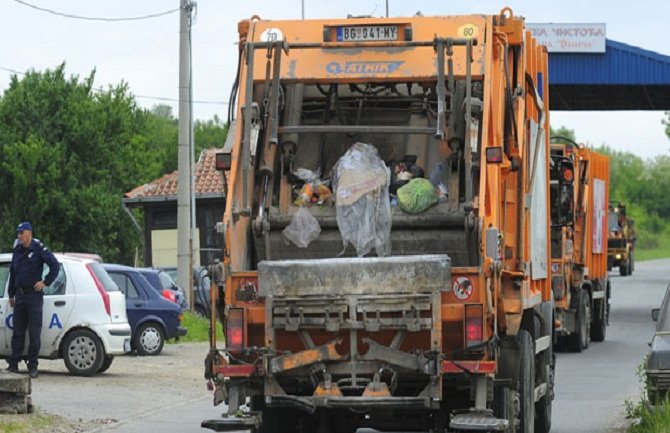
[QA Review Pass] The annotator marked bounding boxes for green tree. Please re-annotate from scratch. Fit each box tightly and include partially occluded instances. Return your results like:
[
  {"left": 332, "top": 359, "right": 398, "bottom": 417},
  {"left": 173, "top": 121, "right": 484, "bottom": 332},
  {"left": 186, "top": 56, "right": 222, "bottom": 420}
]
[
  {"left": 550, "top": 125, "right": 577, "bottom": 142},
  {"left": 0, "top": 65, "right": 162, "bottom": 262}
]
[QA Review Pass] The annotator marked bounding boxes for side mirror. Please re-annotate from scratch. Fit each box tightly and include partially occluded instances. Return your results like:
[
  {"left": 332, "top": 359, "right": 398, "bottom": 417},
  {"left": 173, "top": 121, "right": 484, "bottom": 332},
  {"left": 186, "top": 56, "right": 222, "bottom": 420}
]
[{"left": 652, "top": 308, "right": 660, "bottom": 322}]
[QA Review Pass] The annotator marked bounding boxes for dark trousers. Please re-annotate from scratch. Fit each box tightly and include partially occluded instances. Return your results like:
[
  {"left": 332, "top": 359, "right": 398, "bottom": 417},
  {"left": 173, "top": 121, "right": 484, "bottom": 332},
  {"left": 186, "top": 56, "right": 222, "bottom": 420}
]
[{"left": 10, "top": 292, "right": 43, "bottom": 369}]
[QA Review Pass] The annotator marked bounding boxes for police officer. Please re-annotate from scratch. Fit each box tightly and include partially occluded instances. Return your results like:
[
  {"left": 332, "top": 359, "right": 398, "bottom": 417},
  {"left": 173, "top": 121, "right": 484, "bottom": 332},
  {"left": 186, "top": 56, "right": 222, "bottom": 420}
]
[{"left": 6, "top": 222, "right": 59, "bottom": 378}]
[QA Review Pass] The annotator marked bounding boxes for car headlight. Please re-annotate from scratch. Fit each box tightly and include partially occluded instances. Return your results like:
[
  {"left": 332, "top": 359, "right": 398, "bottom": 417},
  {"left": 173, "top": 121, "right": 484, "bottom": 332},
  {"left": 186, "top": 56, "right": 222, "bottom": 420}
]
[{"left": 616, "top": 254, "right": 622, "bottom": 259}]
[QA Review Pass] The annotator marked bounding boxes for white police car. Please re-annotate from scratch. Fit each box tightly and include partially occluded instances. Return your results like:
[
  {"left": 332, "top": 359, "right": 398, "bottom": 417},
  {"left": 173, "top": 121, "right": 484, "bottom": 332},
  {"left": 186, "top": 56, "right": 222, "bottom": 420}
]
[{"left": 0, "top": 253, "right": 131, "bottom": 376}]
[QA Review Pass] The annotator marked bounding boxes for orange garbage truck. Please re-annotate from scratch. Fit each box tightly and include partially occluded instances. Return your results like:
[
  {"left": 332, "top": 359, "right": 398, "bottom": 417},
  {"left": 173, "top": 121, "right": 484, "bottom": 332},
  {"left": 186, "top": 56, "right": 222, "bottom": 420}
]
[
  {"left": 549, "top": 138, "right": 610, "bottom": 352},
  {"left": 203, "top": 8, "right": 555, "bottom": 433}
]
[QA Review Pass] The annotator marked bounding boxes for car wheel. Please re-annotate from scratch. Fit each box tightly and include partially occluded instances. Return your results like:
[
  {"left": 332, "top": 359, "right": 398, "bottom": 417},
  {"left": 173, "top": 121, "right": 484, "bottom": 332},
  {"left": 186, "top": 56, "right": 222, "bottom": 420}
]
[
  {"left": 134, "top": 322, "right": 165, "bottom": 356},
  {"left": 62, "top": 329, "right": 105, "bottom": 376},
  {"left": 98, "top": 355, "right": 114, "bottom": 373}
]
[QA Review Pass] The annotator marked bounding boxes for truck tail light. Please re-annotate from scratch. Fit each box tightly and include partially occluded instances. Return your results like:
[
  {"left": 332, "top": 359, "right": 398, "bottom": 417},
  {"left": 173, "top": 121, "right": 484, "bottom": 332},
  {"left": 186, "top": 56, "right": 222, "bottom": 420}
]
[
  {"left": 226, "top": 308, "right": 245, "bottom": 354},
  {"left": 215, "top": 152, "right": 232, "bottom": 171},
  {"left": 465, "top": 304, "right": 483, "bottom": 347},
  {"left": 86, "top": 264, "right": 111, "bottom": 317},
  {"left": 486, "top": 147, "right": 503, "bottom": 164}
]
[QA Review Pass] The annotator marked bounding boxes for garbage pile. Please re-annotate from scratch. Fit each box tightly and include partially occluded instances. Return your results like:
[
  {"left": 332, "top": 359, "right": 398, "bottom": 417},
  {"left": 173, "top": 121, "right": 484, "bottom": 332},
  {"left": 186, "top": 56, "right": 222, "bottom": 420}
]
[
  {"left": 332, "top": 142, "right": 392, "bottom": 257},
  {"left": 283, "top": 142, "right": 450, "bottom": 253}
]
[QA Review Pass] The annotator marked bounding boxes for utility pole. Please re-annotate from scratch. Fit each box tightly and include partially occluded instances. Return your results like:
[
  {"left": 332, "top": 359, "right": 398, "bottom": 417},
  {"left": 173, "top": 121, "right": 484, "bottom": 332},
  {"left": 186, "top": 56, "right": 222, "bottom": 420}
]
[
  {"left": 385, "top": 0, "right": 389, "bottom": 17},
  {"left": 178, "top": 0, "right": 194, "bottom": 309},
  {"left": 301, "top": 0, "right": 305, "bottom": 19}
]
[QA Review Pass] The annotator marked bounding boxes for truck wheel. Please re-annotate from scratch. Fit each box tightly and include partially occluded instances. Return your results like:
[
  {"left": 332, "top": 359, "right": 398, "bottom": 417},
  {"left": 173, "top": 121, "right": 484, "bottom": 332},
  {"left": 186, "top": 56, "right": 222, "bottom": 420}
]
[
  {"left": 535, "top": 348, "right": 554, "bottom": 433},
  {"left": 591, "top": 297, "right": 607, "bottom": 342},
  {"left": 517, "top": 330, "right": 535, "bottom": 433},
  {"left": 619, "top": 260, "right": 629, "bottom": 276},
  {"left": 493, "top": 386, "right": 518, "bottom": 433},
  {"left": 62, "top": 329, "right": 105, "bottom": 376},
  {"left": 566, "top": 290, "right": 590, "bottom": 352}
]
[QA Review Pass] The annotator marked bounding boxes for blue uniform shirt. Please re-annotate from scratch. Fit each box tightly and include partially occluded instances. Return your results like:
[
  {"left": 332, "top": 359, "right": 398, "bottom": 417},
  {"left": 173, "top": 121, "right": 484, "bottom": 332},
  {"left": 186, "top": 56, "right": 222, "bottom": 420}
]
[{"left": 8, "top": 238, "right": 59, "bottom": 298}]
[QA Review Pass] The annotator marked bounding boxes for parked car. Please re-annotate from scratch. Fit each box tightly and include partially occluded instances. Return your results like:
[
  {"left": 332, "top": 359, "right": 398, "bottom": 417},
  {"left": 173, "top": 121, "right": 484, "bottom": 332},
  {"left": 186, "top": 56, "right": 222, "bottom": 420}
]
[
  {"left": 103, "top": 264, "right": 187, "bottom": 356},
  {"left": 0, "top": 253, "right": 131, "bottom": 376},
  {"left": 648, "top": 283, "right": 670, "bottom": 404},
  {"left": 160, "top": 266, "right": 213, "bottom": 317},
  {"left": 136, "top": 268, "right": 188, "bottom": 310}
]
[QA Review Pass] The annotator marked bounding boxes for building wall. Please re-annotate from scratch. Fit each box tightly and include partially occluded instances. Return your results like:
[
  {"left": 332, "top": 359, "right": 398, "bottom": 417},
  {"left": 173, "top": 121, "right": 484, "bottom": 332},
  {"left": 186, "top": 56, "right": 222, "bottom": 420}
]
[
  {"left": 150, "top": 228, "right": 201, "bottom": 268},
  {"left": 141, "top": 200, "right": 225, "bottom": 268}
]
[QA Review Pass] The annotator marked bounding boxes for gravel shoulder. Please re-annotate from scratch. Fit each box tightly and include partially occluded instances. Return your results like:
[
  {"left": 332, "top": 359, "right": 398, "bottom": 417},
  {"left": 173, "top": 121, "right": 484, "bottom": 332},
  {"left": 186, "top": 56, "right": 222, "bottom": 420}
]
[{"left": 20, "top": 342, "right": 212, "bottom": 432}]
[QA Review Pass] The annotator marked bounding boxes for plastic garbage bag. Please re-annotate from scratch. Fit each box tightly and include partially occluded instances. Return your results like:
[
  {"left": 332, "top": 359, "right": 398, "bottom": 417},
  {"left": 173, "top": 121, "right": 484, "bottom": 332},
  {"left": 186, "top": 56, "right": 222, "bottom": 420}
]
[
  {"left": 397, "top": 178, "right": 438, "bottom": 214},
  {"left": 283, "top": 207, "right": 321, "bottom": 248},
  {"left": 332, "top": 142, "right": 391, "bottom": 257}
]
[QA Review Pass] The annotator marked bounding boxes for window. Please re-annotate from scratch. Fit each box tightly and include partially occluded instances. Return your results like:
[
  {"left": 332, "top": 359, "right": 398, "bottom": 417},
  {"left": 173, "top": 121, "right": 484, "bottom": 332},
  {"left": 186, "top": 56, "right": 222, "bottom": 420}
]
[
  {"left": 88, "top": 263, "right": 120, "bottom": 292},
  {"left": 0, "top": 263, "right": 9, "bottom": 298},
  {"left": 158, "top": 271, "right": 177, "bottom": 291},
  {"left": 42, "top": 264, "right": 66, "bottom": 296},
  {"left": 109, "top": 273, "right": 139, "bottom": 299}
]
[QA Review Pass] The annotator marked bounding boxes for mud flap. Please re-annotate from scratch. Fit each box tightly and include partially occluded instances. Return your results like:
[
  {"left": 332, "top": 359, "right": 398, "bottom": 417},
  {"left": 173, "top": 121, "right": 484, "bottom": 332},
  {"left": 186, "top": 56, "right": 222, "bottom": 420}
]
[{"left": 497, "top": 337, "right": 521, "bottom": 389}]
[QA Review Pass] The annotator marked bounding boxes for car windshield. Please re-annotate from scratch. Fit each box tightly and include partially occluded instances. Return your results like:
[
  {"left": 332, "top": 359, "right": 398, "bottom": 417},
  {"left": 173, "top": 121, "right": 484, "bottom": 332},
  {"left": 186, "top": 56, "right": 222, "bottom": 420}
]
[
  {"left": 608, "top": 211, "right": 620, "bottom": 231},
  {"left": 158, "top": 271, "right": 177, "bottom": 291},
  {"left": 89, "top": 263, "right": 120, "bottom": 291}
]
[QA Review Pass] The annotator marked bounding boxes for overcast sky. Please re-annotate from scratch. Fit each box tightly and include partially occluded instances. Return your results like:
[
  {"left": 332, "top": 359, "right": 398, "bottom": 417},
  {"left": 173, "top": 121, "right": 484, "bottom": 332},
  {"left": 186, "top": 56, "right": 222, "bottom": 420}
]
[{"left": 1, "top": 0, "right": 668, "bottom": 158}]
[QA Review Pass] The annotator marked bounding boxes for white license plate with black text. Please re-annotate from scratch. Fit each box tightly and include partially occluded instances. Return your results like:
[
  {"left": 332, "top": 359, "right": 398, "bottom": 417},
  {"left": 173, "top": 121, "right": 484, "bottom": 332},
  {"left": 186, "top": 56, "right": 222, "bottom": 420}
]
[{"left": 337, "top": 25, "right": 398, "bottom": 42}]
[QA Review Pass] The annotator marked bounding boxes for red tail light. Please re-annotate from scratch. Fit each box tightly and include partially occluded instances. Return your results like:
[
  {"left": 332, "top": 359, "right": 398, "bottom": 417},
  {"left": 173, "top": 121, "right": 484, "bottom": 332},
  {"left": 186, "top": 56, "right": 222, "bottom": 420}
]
[
  {"left": 226, "top": 308, "right": 245, "bottom": 354},
  {"left": 86, "top": 264, "right": 111, "bottom": 317},
  {"left": 465, "top": 304, "right": 483, "bottom": 347},
  {"left": 162, "top": 289, "right": 177, "bottom": 303}
]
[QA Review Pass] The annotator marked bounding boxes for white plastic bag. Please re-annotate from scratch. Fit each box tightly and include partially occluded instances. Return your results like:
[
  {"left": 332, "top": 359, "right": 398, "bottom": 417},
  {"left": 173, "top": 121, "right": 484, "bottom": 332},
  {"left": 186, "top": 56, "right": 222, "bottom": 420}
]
[
  {"left": 282, "top": 207, "right": 321, "bottom": 248},
  {"left": 332, "top": 142, "right": 391, "bottom": 257}
]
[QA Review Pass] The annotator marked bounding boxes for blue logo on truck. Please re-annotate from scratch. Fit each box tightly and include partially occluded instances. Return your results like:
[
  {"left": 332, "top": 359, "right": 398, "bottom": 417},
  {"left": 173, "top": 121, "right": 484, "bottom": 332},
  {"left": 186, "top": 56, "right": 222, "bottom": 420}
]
[{"left": 326, "top": 61, "right": 404, "bottom": 75}]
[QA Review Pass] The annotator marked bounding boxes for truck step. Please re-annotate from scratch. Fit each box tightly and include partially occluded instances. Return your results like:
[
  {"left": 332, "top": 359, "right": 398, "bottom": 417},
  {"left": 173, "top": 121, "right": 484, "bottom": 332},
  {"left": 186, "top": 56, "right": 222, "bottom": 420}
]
[
  {"left": 449, "top": 411, "right": 509, "bottom": 431},
  {"left": 201, "top": 414, "right": 261, "bottom": 432}
]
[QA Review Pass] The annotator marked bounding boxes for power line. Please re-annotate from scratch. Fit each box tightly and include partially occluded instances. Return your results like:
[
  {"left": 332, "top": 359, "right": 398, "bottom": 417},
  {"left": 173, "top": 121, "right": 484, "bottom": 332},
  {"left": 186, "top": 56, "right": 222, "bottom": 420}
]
[
  {"left": 0, "top": 65, "right": 229, "bottom": 105},
  {"left": 12, "top": 0, "right": 179, "bottom": 22}
]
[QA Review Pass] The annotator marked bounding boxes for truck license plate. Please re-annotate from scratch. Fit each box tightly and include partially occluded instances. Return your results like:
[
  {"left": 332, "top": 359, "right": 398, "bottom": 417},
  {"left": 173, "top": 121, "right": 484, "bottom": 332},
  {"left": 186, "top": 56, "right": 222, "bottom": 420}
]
[{"left": 337, "top": 25, "right": 398, "bottom": 42}]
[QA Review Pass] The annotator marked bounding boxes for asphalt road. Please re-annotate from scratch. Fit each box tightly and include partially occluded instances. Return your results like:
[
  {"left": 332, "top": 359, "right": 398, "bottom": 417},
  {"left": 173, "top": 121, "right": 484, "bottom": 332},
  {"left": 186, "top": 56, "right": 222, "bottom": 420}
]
[
  {"left": 551, "top": 258, "right": 667, "bottom": 433},
  {"left": 28, "top": 258, "right": 669, "bottom": 433}
]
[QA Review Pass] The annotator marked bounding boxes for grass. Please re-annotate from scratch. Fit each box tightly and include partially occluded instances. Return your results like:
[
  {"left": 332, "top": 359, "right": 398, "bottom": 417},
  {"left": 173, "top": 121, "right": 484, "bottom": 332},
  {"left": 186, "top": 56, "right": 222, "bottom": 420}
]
[
  {"left": 171, "top": 311, "right": 224, "bottom": 343},
  {"left": 634, "top": 229, "right": 670, "bottom": 262},
  {"left": 0, "top": 412, "right": 57, "bottom": 433},
  {"left": 636, "top": 240, "right": 670, "bottom": 262},
  {"left": 625, "top": 358, "right": 670, "bottom": 433}
]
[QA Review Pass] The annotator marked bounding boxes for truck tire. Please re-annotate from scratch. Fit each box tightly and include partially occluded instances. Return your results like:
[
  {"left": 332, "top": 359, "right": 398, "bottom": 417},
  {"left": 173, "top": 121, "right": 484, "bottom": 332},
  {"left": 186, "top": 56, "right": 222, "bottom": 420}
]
[
  {"left": 535, "top": 348, "right": 554, "bottom": 433},
  {"left": 591, "top": 296, "right": 607, "bottom": 342},
  {"left": 619, "top": 259, "right": 629, "bottom": 276},
  {"left": 517, "top": 330, "right": 535, "bottom": 433},
  {"left": 566, "top": 290, "right": 590, "bottom": 352},
  {"left": 493, "top": 386, "right": 517, "bottom": 433}
]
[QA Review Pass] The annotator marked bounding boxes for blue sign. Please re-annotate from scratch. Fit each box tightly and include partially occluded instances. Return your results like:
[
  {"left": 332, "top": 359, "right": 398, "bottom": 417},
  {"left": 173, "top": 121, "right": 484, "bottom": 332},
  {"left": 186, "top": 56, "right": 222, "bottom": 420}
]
[
  {"left": 326, "top": 61, "right": 404, "bottom": 75},
  {"left": 5, "top": 313, "right": 62, "bottom": 329}
]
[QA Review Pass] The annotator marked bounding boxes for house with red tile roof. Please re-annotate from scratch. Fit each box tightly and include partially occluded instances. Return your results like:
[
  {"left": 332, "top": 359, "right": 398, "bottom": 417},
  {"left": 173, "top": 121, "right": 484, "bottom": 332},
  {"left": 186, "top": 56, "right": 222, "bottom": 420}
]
[{"left": 123, "top": 148, "right": 226, "bottom": 268}]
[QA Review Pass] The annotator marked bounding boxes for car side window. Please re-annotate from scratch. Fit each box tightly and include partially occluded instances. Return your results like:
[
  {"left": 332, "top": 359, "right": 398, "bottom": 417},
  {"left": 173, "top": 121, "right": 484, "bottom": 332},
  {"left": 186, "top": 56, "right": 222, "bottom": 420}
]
[
  {"left": 109, "top": 273, "right": 127, "bottom": 292},
  {"left": 0, "top": 263, "right": 9, "bottom": 298},
  {"left": 126, "top": 277, "right": 140, "bottom": 299},
  {"left": 110, "top": 273, "right": 140, "bottom": 299},
  {"left": 42, "top": 263, "right": 66, "bottom": 296}
]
